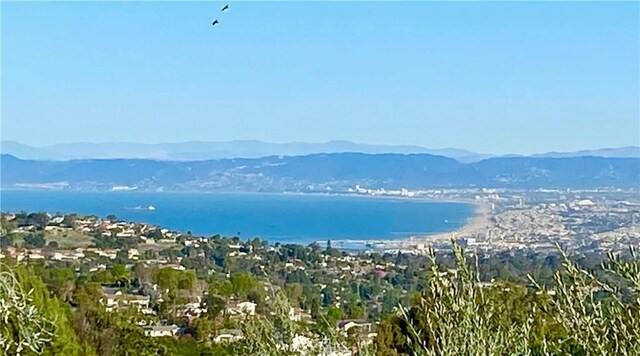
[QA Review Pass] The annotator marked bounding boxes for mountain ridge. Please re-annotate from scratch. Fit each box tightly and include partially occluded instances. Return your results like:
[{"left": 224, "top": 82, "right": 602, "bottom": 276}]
[
  {"left": 2, "top": 153, "right": 638, "bottom": 191},
  {"left": 0, "top": 140, "right": 482, "bottom": 162},
  {"left": 3, "top": 140, "right": 637, "bottom": 162}
]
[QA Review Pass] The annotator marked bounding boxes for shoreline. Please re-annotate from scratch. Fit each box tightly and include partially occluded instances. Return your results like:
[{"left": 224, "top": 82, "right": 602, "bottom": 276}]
[
  {"left": 2, "top": 189, "right": 487, "bottom": 249},
  {"left": 1, "top": 188, "right": 479, "bottom": 208},
  {"left": 330, "top": 200, "right": 492, "bottom": 250},
  {"left": 407, "top": 200, "right": 491, "bottom": 245}
]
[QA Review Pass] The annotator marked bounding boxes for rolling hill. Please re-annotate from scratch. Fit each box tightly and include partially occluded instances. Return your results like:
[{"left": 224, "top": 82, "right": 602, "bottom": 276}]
[{"left": 2, "top": 153, "right": 638, "bottom": 191}]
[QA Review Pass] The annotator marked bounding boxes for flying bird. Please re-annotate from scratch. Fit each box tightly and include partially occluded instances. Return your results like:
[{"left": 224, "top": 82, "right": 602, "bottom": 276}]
[
  {"left": 212, "top": 19, "right": 219, "bottom": 26},
  {"left": 221, "top": 4, "right": 229, "bottom": 11}
]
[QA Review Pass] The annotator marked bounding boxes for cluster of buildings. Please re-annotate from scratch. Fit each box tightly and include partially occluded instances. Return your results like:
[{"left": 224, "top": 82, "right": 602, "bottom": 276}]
[
  {"left": 347, "top": 185, "right": 416, "bottom": 197},
  {"left": 461, "top": 195, "right": 640, "bottom": 254},
  {"left": 3, "top": 212, "right": 181, "bottom": 243},
  {"left": 342, "top": 187, "right": 640, "bottom": 256},
  {"left": 3, "top": 187, "right": 638, "bottom": 347}
]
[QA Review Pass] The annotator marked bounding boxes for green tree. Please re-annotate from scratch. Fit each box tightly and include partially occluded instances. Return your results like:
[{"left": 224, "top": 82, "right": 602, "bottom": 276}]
[
  {"left": 283, "top": 283, "right": 304, "bottom": 307},
  {"left": 26, "top": 212, "right": 50, "bottom": 229},
  {"left": 154, "top": 268, "right": 179, "bottom": 292},
  {"left": 177, "top": 270, "right": 196, "bottom": 291},
  {"left": 0, "top": 233, "right": 16, "bottom": 247},
  {"left": 230, "top": 272, "right": 258, "bottom": 299},
  {"left": 209, "top": 279, "right": 234, "bottom": 297},
  {"left": 61, "top": 214, "right": 77, "bottom": 227},
  {"left": 46, "top": 267, "right": 76, "bottom": 301},
  {"left": 90, "top": 270, "right": 115, "bottom": 285},
  {"left": 325, "top": 239, "right": 332, "bottom": 254},
  {"left": 132, "top": 263, "right": 155, "bottom": 285},
  {"left": 205, "top": 293, "right": 227, "bottom": 319},
  {"left": 322, "top": 287, "right": 335, "bottom": 307},
  {"left": 1, "top": 263, "right": 91, "bottom": 355},
  {"left": 23, "top": 232, "right": 46, "bottom": 248},
  {"left": 326, "top": 306, "right": 343, "bottom": 324},
  {"left": 1, "top": 217, "right": 17, "bottom": 234},
  {"left": 193, "top": 317, "right": 215, "bottom": 342},
  {"left": 310, "top": 297, "right": 321, "bottom": 319},
  {"left": 146, "top": 228, "right": 164, "bottom": 240},
  {"left": 111, "top": 264, "right": 132, "bottom": 285},
  {"left": 71, "top": 282, "right": 168, "bottom": 355}
]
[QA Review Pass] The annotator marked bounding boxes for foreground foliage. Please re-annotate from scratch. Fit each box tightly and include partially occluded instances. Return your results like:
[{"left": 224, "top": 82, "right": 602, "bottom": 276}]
[
  {"left": 1, "top": 242, "right": 639, "bottom": 355},
  {"left": 375, "top": 243, "right": 640, "bottom": 355},
  {"left": 0, "top": 263, "right": 89, "bottom": 355}
]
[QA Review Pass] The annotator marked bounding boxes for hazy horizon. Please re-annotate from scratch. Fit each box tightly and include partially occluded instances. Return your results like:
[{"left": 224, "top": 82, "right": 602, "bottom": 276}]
[
  {"left": 2, "top": 139, "right": 639, "bottom": 160},
  {"left": 2, "top": 2, "right": 639, "bottom": 154},
  {"left": 0, "top": 140, "right": 640, "bottom": 162}
]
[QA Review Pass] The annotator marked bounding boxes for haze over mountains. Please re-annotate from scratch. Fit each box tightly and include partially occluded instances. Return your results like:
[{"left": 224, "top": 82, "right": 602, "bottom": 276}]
[
  {"left": 3, "top": 141, "right": 638, "bottom": 191},
  {"left": 2, "top": 153, "right": 639, "bottom": 191},
  {"left": 2, "top": 141, "right": 639, "bottom": 163}
]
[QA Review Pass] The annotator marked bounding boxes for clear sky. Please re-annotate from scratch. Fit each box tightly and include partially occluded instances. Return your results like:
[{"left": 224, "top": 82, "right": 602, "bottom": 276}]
[{"left": 2, "top": 1, "right": 639, "bottom": 154}]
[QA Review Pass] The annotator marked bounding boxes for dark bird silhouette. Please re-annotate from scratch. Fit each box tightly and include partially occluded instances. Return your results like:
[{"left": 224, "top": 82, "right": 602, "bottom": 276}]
[
  {"left": 221, "top": 4, "right": 229, "bottom": 12},
  {"left": 212, "top": 19, "right": 219, "bottom": 26}
]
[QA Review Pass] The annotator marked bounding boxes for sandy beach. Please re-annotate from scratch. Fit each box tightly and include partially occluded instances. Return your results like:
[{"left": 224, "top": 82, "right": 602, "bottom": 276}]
[
  {"left": 377, "top": 200, "right": 493, "bottom": 249},
  {"left": 415, "top": 201, "right": 491, "bottom": 242}
]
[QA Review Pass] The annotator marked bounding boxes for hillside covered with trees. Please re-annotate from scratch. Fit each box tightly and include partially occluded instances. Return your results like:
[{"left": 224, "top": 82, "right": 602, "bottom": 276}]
[{"left": 2, "top": 236, "right": 639, "bottom": 355}]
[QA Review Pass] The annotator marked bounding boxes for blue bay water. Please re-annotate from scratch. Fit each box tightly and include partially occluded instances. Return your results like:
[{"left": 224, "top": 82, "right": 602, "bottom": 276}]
[{"left": 0, "top": 191, "right": 474, "bottom": 245}]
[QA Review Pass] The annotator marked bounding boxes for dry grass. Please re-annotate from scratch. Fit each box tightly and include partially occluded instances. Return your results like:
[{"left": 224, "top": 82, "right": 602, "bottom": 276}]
[{"left": 42, "top": 230, "right": 93, "bottom": 249}]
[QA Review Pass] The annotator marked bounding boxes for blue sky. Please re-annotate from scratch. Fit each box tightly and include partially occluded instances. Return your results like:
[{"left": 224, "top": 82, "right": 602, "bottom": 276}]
[{"left": 2, "top": 1, "right": 638, "bottom": 154}]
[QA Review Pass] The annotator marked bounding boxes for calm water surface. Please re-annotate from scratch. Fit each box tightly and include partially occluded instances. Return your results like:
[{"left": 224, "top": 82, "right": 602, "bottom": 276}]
[{"left": 0, "top": 191, "right": 474, "bottom": 245}]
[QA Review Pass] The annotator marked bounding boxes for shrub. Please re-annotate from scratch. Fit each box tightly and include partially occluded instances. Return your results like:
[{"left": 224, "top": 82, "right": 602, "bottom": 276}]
[
  {"left": 0, "top": 263, "right": 55, "bottom": 355},
  {"left": 375, "top": 243, "right": 640, "bottom": 355}
]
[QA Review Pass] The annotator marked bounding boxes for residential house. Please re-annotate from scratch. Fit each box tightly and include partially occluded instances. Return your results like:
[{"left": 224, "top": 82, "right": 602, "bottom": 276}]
[
  {"left": 101, "top": 287, "right": 151, "bottom": 313},
  {"left": 142, "top": 325, "right": 180, "bottom": 338},
  {"left": 337, "top": 319, "right": 377, "bottom": 343},
  {"left": 128, "top": 248, "right": 140, "bottom": 260},
  {"left": 337, "top": 319, "right": 373, "bottom": 333},
  {"left": 226, "top": 301, "right": 256, "bottom": 316},
  {"left": 214, "top": 329, "right": 243, "bottom": 343}
]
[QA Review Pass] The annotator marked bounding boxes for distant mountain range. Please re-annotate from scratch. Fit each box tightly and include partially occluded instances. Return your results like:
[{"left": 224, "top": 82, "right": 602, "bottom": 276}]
[
  {"left": 2, "top": 153, "right": 638, "bottom": 191},
  {"left": 531, "top": 147, "right": 640, "bottom": 159},
  {"left": 0, "top": 140, "right": 486, "bottom": 162},
  {"left": 2, "top": 140, "right": 638, "bottom": 162}
]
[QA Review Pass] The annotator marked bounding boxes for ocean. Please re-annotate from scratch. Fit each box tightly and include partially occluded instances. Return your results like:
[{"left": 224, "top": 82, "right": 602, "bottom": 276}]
[{"left": 0, "top": 190, "right": 474, "bottom": 245}]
